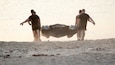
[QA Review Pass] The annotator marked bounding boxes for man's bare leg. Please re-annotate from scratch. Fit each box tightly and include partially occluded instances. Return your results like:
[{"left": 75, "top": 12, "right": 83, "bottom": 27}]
[
  {"left": 33, "top": 30, "right": 41, "bottom": 42},
  {"left": 80, "top": 30, "right": 85, "bottom": 41},
  {"left": 77, "top": 30, "right": 81, "bottom": 41}
]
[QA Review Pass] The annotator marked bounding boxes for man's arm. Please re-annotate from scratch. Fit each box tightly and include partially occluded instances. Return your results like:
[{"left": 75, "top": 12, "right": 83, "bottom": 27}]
[
  {"left": 38, "top": 17, "right": 41, "bottom": 27},
  {"left": 20, "top": 18, "right": 30, "bottom": 25},
  {"left": 28, "top": 21, "right": 31, "bottom": 25},
  {"left": 88, "top": 17, "right": 95, "bottom": 25},
  {"left": 75, "top": 16, "right": 77, "bottom": 26},
  {"left": 75, "top": 16, "right": 80, "bottom": 26}
]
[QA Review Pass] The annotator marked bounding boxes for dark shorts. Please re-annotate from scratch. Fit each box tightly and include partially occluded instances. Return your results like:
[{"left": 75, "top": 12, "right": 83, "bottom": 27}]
[
  {"left": 77, "top": 25, "right": 86, "bottom": 30},
  {"left": 32, "top": 26, "right": 41, "bottom": 31}
]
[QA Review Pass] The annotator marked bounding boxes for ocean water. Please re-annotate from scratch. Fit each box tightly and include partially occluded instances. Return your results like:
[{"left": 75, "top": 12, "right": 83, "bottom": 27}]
[{"left": 0, "top": 0, "right": 115, "bottom": 41}]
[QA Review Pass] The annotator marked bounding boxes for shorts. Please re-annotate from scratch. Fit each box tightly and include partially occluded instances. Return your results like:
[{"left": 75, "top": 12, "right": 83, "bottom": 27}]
[{"left": 32, "top": 26, "right": 41, "bottom": 31}]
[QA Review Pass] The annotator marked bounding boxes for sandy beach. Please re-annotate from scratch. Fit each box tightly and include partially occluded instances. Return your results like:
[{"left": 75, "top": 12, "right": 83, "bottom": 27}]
[{"left": 0, "top": 38, "right": 115, "bottom": 65}]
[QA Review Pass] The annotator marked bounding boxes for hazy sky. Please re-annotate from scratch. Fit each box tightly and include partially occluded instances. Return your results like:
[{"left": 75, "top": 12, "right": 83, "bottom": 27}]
[{"left": 0, "top": 0, "right": 115, "bottom": 41}]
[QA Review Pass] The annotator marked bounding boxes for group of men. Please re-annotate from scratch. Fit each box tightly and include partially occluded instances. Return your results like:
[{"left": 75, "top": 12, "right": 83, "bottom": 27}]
[{"left": 20, "top": 9, "right": 95, "bottom": 42}]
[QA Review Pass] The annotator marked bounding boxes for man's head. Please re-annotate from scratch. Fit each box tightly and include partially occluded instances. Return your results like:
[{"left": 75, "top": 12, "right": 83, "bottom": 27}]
[
  {"left": 82, "top": 9, "right": 85, "bottom": 13},
  {"left": 31, "top": 9, "right": 36, "bottom": 15},
  {"left": 79, "top": 10, "right": 82, "bottom": 14}
]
